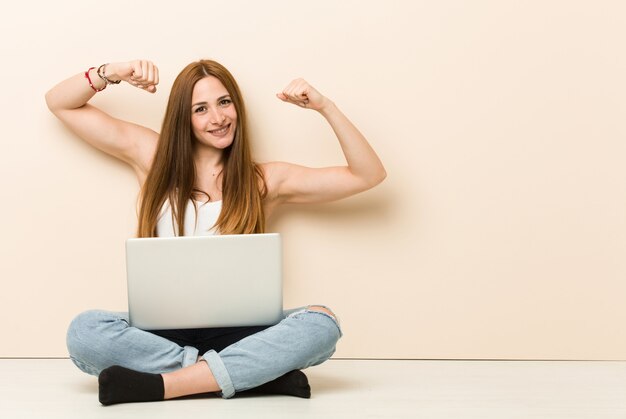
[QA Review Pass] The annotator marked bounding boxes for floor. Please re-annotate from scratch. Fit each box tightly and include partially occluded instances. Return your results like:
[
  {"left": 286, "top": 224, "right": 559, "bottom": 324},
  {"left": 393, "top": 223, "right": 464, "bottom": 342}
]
[{"left": 0, "top": 359, "right": 624, "bottom": 418}]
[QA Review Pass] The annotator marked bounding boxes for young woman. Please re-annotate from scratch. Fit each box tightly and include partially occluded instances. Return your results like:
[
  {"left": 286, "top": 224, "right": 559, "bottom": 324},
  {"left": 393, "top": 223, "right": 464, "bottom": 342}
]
[{"left": 45, "top": 59, "right": 386, "bottom": 405}]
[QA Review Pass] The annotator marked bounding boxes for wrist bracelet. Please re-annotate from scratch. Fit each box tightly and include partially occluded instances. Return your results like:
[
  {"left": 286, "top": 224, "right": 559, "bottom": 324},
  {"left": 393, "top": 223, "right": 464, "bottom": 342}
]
[
  {"left": 84, "top": 67, "right": 106, "bottom": 92},
  {"left": 97, "top": 63, "right": 121, "bottom": 85}
]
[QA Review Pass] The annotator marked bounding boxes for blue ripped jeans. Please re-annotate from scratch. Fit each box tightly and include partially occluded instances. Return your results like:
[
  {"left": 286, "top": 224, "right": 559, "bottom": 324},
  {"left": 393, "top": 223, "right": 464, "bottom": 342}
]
[{"left": 66, "top": 306, "right": 342, "bottom": 398}]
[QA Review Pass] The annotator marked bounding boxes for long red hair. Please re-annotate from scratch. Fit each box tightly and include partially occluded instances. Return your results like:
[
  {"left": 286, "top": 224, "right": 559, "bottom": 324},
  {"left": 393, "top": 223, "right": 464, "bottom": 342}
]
[{"left": 137, "top": 60, "right": 266, "bottom": 237}]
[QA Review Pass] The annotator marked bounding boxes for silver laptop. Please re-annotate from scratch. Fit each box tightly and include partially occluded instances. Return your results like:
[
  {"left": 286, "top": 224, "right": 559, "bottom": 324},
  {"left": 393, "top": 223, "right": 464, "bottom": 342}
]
[{"left": 125, "top": 233, "right": 283, "bottom": 330}]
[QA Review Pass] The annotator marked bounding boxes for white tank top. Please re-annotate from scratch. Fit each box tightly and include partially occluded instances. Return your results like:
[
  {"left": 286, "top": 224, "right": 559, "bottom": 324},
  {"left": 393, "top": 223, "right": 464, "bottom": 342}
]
[{"left": 156, "top": 199, "right": 221, "bottom": 237}]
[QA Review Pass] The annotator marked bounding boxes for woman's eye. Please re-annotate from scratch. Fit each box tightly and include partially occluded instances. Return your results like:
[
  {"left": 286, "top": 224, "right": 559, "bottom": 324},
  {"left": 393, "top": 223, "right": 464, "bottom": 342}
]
[
  {"left": 219, "top": 99, "right": 232, "bottom": 106},
  {"left": 194, "top": 106, "right": 206, "bottom": 113}
]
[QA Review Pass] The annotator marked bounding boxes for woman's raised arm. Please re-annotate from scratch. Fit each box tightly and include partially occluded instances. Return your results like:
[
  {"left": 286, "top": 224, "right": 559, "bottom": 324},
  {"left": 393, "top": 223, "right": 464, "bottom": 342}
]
[
  {"left": 263, "top": 78, "right": 387, "bottom": 205},
  {"left": 45, "top": 60, "right": 160, "bottom": 180}
]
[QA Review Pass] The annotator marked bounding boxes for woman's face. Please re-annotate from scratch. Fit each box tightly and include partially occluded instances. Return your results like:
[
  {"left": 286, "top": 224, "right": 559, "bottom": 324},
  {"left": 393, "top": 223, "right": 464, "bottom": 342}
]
[{"left": 190, "top": 76, "right": 238, "bottom": 150}]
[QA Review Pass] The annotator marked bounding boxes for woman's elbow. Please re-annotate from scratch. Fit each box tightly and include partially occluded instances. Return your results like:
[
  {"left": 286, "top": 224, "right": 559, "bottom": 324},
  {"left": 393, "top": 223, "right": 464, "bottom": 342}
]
[
  {"left": 363, "top": 167, "right": 387, "bottom": 190},
  {"left": 371, "top": 166, "right": 387, "bottom": 187},
  {"left": 44, "top": 90, "right": 58, "bottom": 113},
  {"left": 378, "top": 167, "right": 387, "bottom": 184}
]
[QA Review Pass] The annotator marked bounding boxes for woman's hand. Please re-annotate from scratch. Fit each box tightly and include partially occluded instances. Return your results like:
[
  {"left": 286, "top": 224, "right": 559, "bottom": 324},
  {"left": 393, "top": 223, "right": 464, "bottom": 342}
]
[
  {"left": 107, "top": 60, "right": 160, "bottom": 93},
  {"left": 276, "top": 78, "right": 330, "bottom": 112}
]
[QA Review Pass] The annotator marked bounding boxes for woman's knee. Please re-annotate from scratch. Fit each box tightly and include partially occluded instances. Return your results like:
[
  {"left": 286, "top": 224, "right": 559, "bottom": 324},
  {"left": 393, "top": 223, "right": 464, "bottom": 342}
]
[
  {"left": 304, "top": 305, "right": 342, "bottom": 344},
  {"left": 68, "top": 310, "right": 109, "bottom": 344},
  {"left": 67, "top": 310, "right": 95, "bottom": 350},
  {"left": 307, "top": 305, "right": 338, "bottom": 321},
  {"left": 66, "top": 310, "right": 127, "bottom": 374},
  {"left": 66, "top": 310, "right": 101, "bottom": 375},
  {"left": 295, "top": 305, "right": 341, "bottom": 366}
]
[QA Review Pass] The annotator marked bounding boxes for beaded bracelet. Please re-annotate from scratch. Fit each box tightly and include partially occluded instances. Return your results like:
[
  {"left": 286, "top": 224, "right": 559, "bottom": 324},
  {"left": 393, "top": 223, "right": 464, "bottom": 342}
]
[
  {"left": 97, "top": 63, "right": 121, "bottom": 85},
  {"left": 84, "top": 67, "right": 106, "bottom": 92}
]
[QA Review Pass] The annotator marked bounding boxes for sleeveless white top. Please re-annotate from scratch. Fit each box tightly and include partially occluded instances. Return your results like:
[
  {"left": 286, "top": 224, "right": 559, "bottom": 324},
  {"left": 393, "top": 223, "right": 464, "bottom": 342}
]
[{"left": 156, "top": 199, "right": 222, "bottom": 237}]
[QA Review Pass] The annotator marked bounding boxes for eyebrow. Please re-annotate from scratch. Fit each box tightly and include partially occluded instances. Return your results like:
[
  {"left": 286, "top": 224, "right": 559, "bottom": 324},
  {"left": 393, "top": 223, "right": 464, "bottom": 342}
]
[{"left": 192, "top": 95, "right": 231, "bottom": 108}]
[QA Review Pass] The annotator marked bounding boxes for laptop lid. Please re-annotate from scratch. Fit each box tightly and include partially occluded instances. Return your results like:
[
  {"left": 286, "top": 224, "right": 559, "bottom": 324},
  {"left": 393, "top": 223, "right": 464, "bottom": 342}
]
[{"left": 125, "top": 233, "right": 283, "bottom": 330}]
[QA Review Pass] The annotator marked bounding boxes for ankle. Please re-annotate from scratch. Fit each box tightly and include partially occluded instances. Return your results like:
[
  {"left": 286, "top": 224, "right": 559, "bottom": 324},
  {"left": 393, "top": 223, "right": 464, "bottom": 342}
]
[{"left": 162, "top": 361, "right": 220, "bottom": 399}]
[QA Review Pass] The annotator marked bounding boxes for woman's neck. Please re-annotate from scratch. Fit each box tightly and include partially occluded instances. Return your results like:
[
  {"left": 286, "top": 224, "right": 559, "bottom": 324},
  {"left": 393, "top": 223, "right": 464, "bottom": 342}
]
[
  {"left": 194, "top": 146, "right": 224, "bottom": 177},
  {"left": 193, "top": 146, "right": 225, "bottom": 201}
]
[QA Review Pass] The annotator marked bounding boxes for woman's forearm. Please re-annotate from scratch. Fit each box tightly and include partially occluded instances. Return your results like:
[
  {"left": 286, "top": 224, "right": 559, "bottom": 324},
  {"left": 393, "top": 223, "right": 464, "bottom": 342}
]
[
  {"left": 45, "top": 68, "right": 105, "bottom": 113},
  {"left": 46, "top": 62, "right": 152, "bottom": 114},
  {"left": 318, "top": 101, "right": 387, "bottom": 187}
]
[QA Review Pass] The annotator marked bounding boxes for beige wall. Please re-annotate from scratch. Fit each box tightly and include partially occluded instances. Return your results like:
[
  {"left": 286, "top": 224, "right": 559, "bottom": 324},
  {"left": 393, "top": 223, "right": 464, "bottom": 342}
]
[{"left": 1, "top": 1, "right": 625, "bottom": 359}]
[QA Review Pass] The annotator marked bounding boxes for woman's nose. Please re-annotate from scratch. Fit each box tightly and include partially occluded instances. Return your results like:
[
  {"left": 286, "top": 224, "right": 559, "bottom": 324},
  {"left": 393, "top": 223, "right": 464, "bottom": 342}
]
[{"left": 209, "top": 109, "right": 226, "bottom": 125}]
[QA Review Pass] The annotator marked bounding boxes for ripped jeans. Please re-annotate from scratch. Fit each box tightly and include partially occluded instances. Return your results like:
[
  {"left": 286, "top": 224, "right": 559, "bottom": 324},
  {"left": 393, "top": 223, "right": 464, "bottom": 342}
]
[{"left": 66, "top": 306, "right": 342, "bottom": 398}]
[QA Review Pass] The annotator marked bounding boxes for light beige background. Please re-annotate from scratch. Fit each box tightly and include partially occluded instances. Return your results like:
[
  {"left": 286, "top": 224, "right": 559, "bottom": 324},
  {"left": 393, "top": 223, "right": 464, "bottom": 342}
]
[{"left": 1, "top": 1, "right": 624, "bottom": 359}]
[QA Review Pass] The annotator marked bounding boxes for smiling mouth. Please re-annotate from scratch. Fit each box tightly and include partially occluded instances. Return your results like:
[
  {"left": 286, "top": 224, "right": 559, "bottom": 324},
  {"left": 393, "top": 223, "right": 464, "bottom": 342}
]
[{"left": 208, "top": 124, "right": 230, "bottom": 136}]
